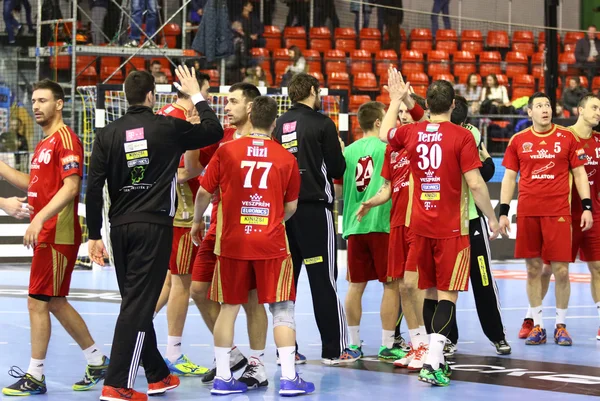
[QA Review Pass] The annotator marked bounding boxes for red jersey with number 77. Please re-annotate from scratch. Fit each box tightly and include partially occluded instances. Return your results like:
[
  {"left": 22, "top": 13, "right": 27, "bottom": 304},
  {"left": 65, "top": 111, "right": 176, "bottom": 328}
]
[
  {"left": 28, "top": 125, "right": 83, "bottom": 245},
  {"left": 200, "top": 135, "right": 301, "bottom": 260},
  {"left": 502, "top": 124, "right": 586, "bottom": 217},
  {"left": 380, "top": 145, "right": 410, "bottom": 228},
  {"left": 387, "top": 121, "right": 481, "bottom": 239},
  {"left": 569, "top": 129, "right": 600, "bottom": 218}
]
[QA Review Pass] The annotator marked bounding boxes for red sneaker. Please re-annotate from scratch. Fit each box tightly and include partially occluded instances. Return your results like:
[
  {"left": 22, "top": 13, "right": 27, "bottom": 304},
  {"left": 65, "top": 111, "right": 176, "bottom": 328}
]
[
  {"left": 147, "top": 374, "right": 180, "bottom": 396},
  {"left": 100, "top": 385, "right": 148, "bottom": 401},
  {"left": 518, "top": 318, "right": 534, "bottom": 339}
]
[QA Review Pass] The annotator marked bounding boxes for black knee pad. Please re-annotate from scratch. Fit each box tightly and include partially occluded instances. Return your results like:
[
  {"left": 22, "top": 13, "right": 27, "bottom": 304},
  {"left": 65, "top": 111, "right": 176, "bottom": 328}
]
[
  {"left": 29, "top": 294, "right": 51, "bottom": 302},
  {"left": 423, "top": 299, "right": 438, "bottom": 334},
  {"left": 432, "top": 300, "right": 456, "bottom": 338}
]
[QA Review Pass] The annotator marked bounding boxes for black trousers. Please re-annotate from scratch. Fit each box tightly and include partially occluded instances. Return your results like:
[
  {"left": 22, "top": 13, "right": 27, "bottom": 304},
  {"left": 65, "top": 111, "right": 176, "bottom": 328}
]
[
  {"left": 286, "top": 202, "right": 347, "bottom": 359},
  {"left": 452, "top": 216, "right": 506, "bottom": 343},
  {"left": 104, "top": 222, "right": 172, "bottom": 389}
]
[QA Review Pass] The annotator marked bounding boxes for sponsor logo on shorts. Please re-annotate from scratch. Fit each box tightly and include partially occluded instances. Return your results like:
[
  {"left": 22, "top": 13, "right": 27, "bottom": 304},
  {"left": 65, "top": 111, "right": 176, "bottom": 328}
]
[
  {"left": 240, "top": 216, "right": 268, "bottom": 225},
  {"left": 421, "top": 183, "right": 440, "bottom": 191},
  {"left": 241, "top": 207, "right": 269, "bottom": 216},
  {"left": 421, "top": 192, "right": 440, "bottom": 200},
  {"left": 126, "top": 150, "right": 149, "bottom": 160},
  {"left": 304, "top": 256, "right": 323, "bottom": 265},
  {"left": 124, "top": 140, "right": 148, "bottom": 153},
  {"left": 126, "top": 128, "right": 144, "bottom": 142},
  {"left": 283, "top": 121, "right": 297, "bottom": 134},
  {"left": 127, "top": 158, "right": 149, "bottom": 167},
  {"left": 558, "top": 216, "right": 566, "bottom": 222}
]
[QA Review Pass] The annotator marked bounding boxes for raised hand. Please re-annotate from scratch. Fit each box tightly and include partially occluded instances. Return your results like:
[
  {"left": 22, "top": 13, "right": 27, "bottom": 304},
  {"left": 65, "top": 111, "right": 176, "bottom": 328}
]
[
  {"left": 174, "top": 65, "right": 200, "bottom": 97},
  {"left": 383, "top": 66, "right": 411, "bottom": 103}
]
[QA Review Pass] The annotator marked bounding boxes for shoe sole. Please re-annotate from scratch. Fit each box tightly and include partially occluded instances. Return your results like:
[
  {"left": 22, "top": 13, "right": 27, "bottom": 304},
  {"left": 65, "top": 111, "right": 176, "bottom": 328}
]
[
  {"left": 417, "top": 376, "right": 449, "bottom": 387},
  {"left": 525, "top": 339, "right": 547, "bottom": 345},
  {"left": 321, "top": 357, "right": 358, "bottom": 365},
  {"left": 495, "top": 349, "right": 512, "bottom": 355},
  {"left": 211, "top": 389, "right": 247, "bottom": 395},
  {"left": 279, "top": 389, "right": 314, "bottom": 396},
  {"left": 100, "top": 397, "right": 134, "bottom": 401},
  {"left": 147, "top": 383, "right": 179, "bottom": 395},
  {"left": 2, "top": 389, "right": 46, "bottom": 396}
]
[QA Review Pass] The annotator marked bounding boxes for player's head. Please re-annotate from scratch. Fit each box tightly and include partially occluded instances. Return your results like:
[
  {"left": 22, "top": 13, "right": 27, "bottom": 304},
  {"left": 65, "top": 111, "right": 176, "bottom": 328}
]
[
  {"left": 150, "top": 60, "right": 162, "bottom": 75},
  {"left": 249, "top": 96, "right": 278, "bottom": 134},
  {"left": 32, "top": 79, "right": 65, "bottom": 127},
  {"left": 289, "top": 73, "right": 321, "bottom": 111},
  {"left": 124, "top": 70, "right": 155, "bottom": 108},
  {"left": 588, "top": 25, "right": 597, "bottom": 40},
  {"left": 426, "top": 80, "right": 455, "bottom": 115},
  {"left": 527, "top": 92, "right": 552, "bottom": 128},
  {"left": 357, "top": 101, "right": 385, "bottom": 133},
  {"left": 399, "top": 94, "right": 426, "bottom": 124},
  {"left": 450, "top": 95, "right": 469, "bottom": 126},
  {"left": 225, "top": 82, "right": 260, "bottom": 127},
  {"left": 177, "top": 71, "right": 211, "bottom": 101},
  {"left": 577, "top": 94, "right": 600, "bottom": 127}
]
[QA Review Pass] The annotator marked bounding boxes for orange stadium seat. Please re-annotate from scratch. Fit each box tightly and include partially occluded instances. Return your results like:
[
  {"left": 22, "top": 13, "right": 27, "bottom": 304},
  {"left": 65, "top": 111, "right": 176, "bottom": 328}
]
[
  {"left": 486, "top": 30, "right": 510, "bottom": 48},
  {"left": 461, "top": 30, "right": 483, "bottom": 43},
  {"left": 353, "top": 72, "right": 378, "bottom": 91},
  {"left": 461, "top": 41, "right": 483, "bottom": 53},
  {"left": 512, "top": 30, "right": 534, "bottom": 43},
  {"left": 328, "top": 71, "right": 350, "bottom": 90},
  {"left": 349, "top": 95, "right": 372, "bottom": 112}
]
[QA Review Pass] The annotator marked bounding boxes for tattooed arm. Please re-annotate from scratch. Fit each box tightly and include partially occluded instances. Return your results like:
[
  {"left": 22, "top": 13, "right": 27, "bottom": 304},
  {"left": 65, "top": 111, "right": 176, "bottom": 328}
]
[{"left": 356, "top": 180, "right": 392, "bottom": 222}]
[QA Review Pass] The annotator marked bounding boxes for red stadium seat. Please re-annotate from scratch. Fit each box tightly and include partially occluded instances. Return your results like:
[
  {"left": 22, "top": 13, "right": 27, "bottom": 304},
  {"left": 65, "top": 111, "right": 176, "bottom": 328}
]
[
  {"left": 432, "top": 73, "right": 455, "bottom": 83},
  {"left": 512, "top": 87, "right": 535, "bottom": 99},
  {"left": 309, "top": 71, "right": 325, "bottom": 86},
  {"left": 353, "top": 72, "right": 378, "bottom": 91},
  {"left": 564, "top": 31, "right": 585, "bottom": 45},
  {"left": 512, "top": 74, "right": 535, "bottom": 88},
  {"left": 284, "top": 26, "right": 307, "bottom": 39},
  {"left": 506, "top": 51, "right": 529, "bottom": 65},
  {"left": 311, "top": 39, "right": 332, "bottom": 52},
  {"left": 486, "top": 30, "right": 510, "bottom": 48},
  {"left": 558, "top": 52, "right": 577, "bottom": 75},
  {"left": 310, "top": 26, "right": 331, "bottom": 39},
  {"left": 325, "top": 61, "right": 347, "bottom": 74},
  {"left": 335, "top": 27, "right": 357, "bottom": 40},
  {"left": 410, "top": 40, "right": 433, "bottom": 53},
  {"left": 506, "top": 64, "right": 528, "bottom": 78},
  {"left": 376, "top": 50, "right": 398, "bottom": 61},
  {"left": 328, "top": 71, "right": 350, "bottom": 90},
  {"left": 335, "top": 39, "right": 357, "bottom": 53},
  {"left": 512, "top": 42, "right": 535, "bottom": 56},
  {"left": 410, "top": 28, "right": 433, "bottom": 41},
  {"left": 479, "top": 64, "right": 502, "bottom": 76},
  {"left": 325, "top": 49, "right": 346, "bottom": 61},
  {"left": 436, "top": 29, "right": 457, "bottom": 41},
  {"left": 461, "top": 41, "right": 483, "bottom": 53},
  {"left": 436, "top": 41, "right": 458, "bottom": 53},
  {"left": 273, "top": 48, "right": 290, "bottom": 60},
  {"left": 512, "top": 30, "right": 534, "bottom": 43},
  {"left": 285, "top": 38, "right": 307, "bottom": 50},
  {"left": 349, "top": 95, "right": 372, "bottom": 112},
  {"left": 461, "top": 30, "right": 483, "bottom": 42},
  {"left": 263, "top": 25, "right": 282, "bottom": 50}
]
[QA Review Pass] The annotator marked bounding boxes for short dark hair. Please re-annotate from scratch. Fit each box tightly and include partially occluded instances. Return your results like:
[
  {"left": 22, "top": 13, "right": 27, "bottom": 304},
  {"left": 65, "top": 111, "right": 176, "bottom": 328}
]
[
  {"left": 357, "top": 101, "right": 385, "bottom": 131},
  {"left": 229, "top": 82, "right": 261, "bottom": 102},
  {"left": 451, "top": 95, "right": 469, "bottom": 125},
  {"left": 151, "top": 60, "right": 162, "bottom": 66},
  {"left": 288, "top": 73, "right": 319, "bottom": 103},
  {"left": 426, "top": 80, "right": 455, "bottom": 115},
  {"left": 125, "top": 70, "right": 155, "bottom": 105},
  {"left": 32, "top": 79, "right": 65, "bottom": 101},
  {"left": 250, "top": 96, "right": 278, "bottom": 131},
  {"left": 177, "top": 71, "right": 211, "bottom": 99},
  {"left": 410, "top": 93, "right": 427, "bottom": 110},
  {"left": 527, "top": 92, "right": 551, "bottom": 109},
  {"left": 579, "top": 93, "right": 600, "bottom": 108}
]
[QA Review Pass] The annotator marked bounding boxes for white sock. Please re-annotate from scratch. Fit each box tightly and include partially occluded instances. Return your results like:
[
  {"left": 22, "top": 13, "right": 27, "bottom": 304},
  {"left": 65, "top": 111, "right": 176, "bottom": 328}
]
[
  {"left": 215, "top": 347, "right": 232, "bottom": 380},
  {"left": 419, "top": 325, "right": 428, "bottom": 342},
  {"left": 596, "top": 302, "right": 600, "bottom": 320},
  {"left": 27, "top": 358, "right": 45, "bottom": 381},
  {"left": 382, "top": 329, "right": 395, "bottom": 349},
  {"left": 250, "top": 349, "right": 265, "bottom": 364},
  {"left": 82, "top": 344, "right": 104, "bottom": 366},
  {"left": 532, "top": 305, "right": 543, "bottom": 328},
  {"left": 348, "top": 326, "right": 360, "bottom": 347},
  {"left": 555, "top": 308, "right": 567, "bottom": 326},
  {"left": 525, "top": 307, "right": 533, "bottom": 320},
  {"left": 166, "top": 336, "right": 183, "bottom": 363},
  {"left": 278, "top": 346, "right": 296, "bottom": 380},
  {"left": 425, "top": 333, "right": 445, "bottom": 370},
  {"left": 409, "top": 328, "right": 425, "bottom": 348}
]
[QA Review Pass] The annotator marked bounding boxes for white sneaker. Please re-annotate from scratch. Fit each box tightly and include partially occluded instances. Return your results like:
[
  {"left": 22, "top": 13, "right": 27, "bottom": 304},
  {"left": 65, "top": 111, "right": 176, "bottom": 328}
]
[
  {"left": 238, "top": 358, "right": 268, "bottom": 389},
  {"left": 230, "top": 347, "right": 248, "bottom": 372},
  {"left": 443, "top": 339, "right": 457, "bottom": 357},
  {"left": 407, "top": 344, "right": 427, "bottom": 371},
  {"left": 393, "top": 348, "right": 416, "bottom": 368}
]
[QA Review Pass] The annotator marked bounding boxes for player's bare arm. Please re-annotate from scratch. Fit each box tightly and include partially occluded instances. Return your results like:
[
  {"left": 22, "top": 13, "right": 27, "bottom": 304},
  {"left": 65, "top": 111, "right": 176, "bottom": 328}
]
[
  {"left": 0, "top": 197, "right": 33, "bottom": 219},
  {"left": 24, "top": 174, "right": 80, "bottom": 248},
  {"left": 178, "top": 150, "right": 204, "bottom": 183},
  {"left": 0, "top": 160, "right": 30, "bottom": 192},
  {"left": 284, "top": 199, "right": 298, "bottom": 221},
  {"left": 191, "top": 186, "right": 212, "bottom": 245},
  {"left": 464, "top": 169, "right": 500, "bottom": 240},
  {"left": 499, "top": 168, "right": 518, "bottom": 236},
  {"left": 356, "top": 180, "right": 392, "bottom": 222},
  {"left": 572, "top": 164, "right": 594, "bottom": 231},
  {"left": 379, "top": 67, "right": 411, "bottom": 143}
]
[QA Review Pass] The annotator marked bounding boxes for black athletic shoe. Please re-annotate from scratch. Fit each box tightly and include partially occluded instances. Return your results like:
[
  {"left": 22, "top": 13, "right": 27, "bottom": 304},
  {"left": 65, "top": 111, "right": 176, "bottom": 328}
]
[
  {"left": 238, "top": 360, "right": 268, "bottom": 389},
  {"left": 493, "top": 339, "right": 512, "bottom": 355}
]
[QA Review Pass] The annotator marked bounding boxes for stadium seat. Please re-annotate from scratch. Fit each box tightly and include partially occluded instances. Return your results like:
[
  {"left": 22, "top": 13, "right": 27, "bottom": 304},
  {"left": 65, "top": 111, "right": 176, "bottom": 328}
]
[
  {"left": 48, "top": 42, "right": 70, "bottom": 71},
  {"left": 512, "top": 87, "right": 535, "bottom": 99},
  {"left": 506, "top": 51, "right": 529, "bottom": 65},
  {"left": 328, "top": 71, "right": 350, "bottom": 90},
  {"left": 263, "top": 25, "right": 282, "bottom": 50},
  {"left": 360, "top": 39, "right": 382, "bottom": 54},
  {"left": 125, "top": 57, "right": 146, "bottom": 74},
  {"left": 575, "top": 75, "right": 589, "bottom": 88},
  {"left": 310, "top": 26, "right": 331, "bottom": 39},
  {"left": 461, "top": 41, "right": 484, "bottom": 53},
  {"left": 592, "top": 76, "right": 600, "bottom": 92},
  {"left": 275, "top": 60, "right": 293, "bottom": 77},
  {"left": 335, "top": 39, "right": 357, "bottom": 53},
  {"left": 161, "top": 23, "right": 181, "bottom": 48},
  {"left": 564, "top": 32, "right": 585, "bottom": 45},
  {"left": 76, "top": 56, "right": 98, "bottom": 86},
  {"left": 407, "top": 72, "right": 429, "bottom": 97},
  {"left": 461, "top": 30, "right": 483, "bottom": 43},
  {"left": 479, "top": 64, "right": 502, "bottom": 76},
  {"left": 432, "top": 73, "right": 455, "bottom": 83},
  {"left": 512, "top": 74, "right": 535, "bottom": 88},
  {"left": 512, "top": 30, "right": 534, "bottom": 43},
  {"left": 512, "top": 42, "right": 535, "bottom": 56},
  {"left": 376, "top": 63, "right": 397, "bottom": 84},
  {"left": 435, "top": 29, "right": 457, "bottom": 42},
  {"left": 303, "top": 49, "right": 322, "bottom": 74},
  {"left": 251, "top": 48, "right": 271, "bottom": 72},
  {"left": 311, "top": 38, "right": 332, "bottom": 52},
  {"left": 325, "top": 49, "right": 346, "bottom": 61},
  {"left": 410, "top": 28, "right": 433, "bottom": 41},
  {"left": 531, "top": 52, "right": 544, "bottom": 77},
  {"left": 350, "top": 49, "right": 372, "bottom": 73},
  {"left": 506, "top": 51, "right": 529, "bottom": 78},
  {"left": 495, "top": 74, "right": 508, "bottom": 86},
  {"left": 427, "top": 50, "right": 450, "bottom": 76},
  {"left": 486, "top": 30, "right": 510, "bottom": 48},
  {"left": 309, "top": 71, "right": 325, "bottom": 86},
  {"left": 353, "top": 72, "right": 378, "bottom": 91},
  {"left": 458, "top": 73, "right": 481, "bottom": 85},
  {"left": 453, "top": 50, "right": 476, "bottom": 77},
  {"left": 506, "top": 64, "right": 528, "bottom": 78},
  {"left": 558, "top": 52, "right": 577, "bottom": 75},
  {"left": 273, "top": 48, "right": 290, "bottom": 60},
  {"left": 480, "top": 51, "right": 502, "bottom": 64},
  {"left": 401, "top": 50, "right": 425, "bottom": 73},
  {"left": 199, "top": 69, "right": 220, "bottom": 84},
  {"left": 563, "top": 43, "right": 576, "bottom": 53},
  {"left": 284, "top": 26, "right": 307, "bottom": 39},
  {"left": 537, "top": 31, "right": 561, "bottom": 46},
  {"left": 334, "top": 27, "right": 357, "bottom": 40},
  {"left": 436, "top": 41, "right": 458, "bottom": 53},
  {"left": 376, "top": 50, "right": 398, "bottom": 61},
  {"left": 100, "top": 65, "right": 123, "bottom": 84},
  {"left": 285, "top": 38, "right": 307, "bottom": 50},
  {"left": 360, "top": 28, "right": 382, "bottom": 39},
  {"left": 376, "top": 92, "right": 391, "bottom": 105},
  {"left": 349, "top": 95, "right": 372, "bottom": 112},
  {"left": 410, "top": 40, "right": 433, "bottom": 53},
  {"left": 325, "top": 60, "right": 347, "bottom": 74},
  {"left": 538, "top": 76, "right": 562, "bottom": 94}
]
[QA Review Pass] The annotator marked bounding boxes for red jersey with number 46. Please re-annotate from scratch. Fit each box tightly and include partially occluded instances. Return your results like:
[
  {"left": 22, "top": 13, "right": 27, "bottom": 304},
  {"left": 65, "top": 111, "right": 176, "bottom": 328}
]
[
  {"left": 28, "top": 125, "right": 83, "bottom": 245},
  {"left": 502, "top": 124, "right": 586, "bottom": 217},
  {"left": 200, "top": 136, "right": 301, "bottom": 259},
  {"left": 570, "top": 129, "right": 600, "bottom": 218},
  {"left": 381, "top": 145, "right": 410, "bottom": 228},
  {"left": 388, "top": 121, "right": 481, "bottom": 239}
]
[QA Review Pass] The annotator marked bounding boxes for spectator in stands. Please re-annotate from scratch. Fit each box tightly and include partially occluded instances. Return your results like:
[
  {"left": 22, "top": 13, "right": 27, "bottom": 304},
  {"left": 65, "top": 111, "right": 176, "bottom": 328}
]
[
  {"left": 154, "top": 71, "right": 168, "bottom": 84},
  {"left": 125, "top": 0, "right": 158, "bottom": 47},
  {"left": 315, "top": 0, "right": 339, "bottom": 29},
  {"left": 227, "top": 0, "right": 243, "bottom": 21},
  {"left": 350, "top": 0, "right": 373, "bottom": 33},
  {"left": 284, "top": 0, "right": 310, "bottom": 31},
  {"left": 455, "top": 73, "right": 482, "bottom": 113},
  {"left": 149, "top": 60, "right": 163, "bottom": 79},
  {"left": 13, "top": 0, "right": 34, "bottom": 34},
  {"left": 281, "top": 46, "right": 307, "bottom": 87},
  {"left": 0, "top": 117, "right": 28, "bottom": 171},
  {"left": 189, "top": 0, "right": 207, "bottom": 25},
  {"left": 239, "top": 1, "right": 265, "bottom": 49},
  {"left": 226, "top": 21, "right": 250, "bottom": 84},
  {"left": 431, "top": 0, "right": 451, "bottom": 37},
  {"left": 480, "top": 74, "right": 510, "bottom": 113},
  {"left": 380, "top": 0, "right": 402, "bottom": 55},
  {"left": 562, "top": 77, "right": 588, "bottom": 116},
  {"left": 575, "top": 25, "right": 600, "bottom": 89},
  {"left": 89, "top": 0, "right": 108, "bottom": 45},
  {"left": 555, "top": 100, "right": 570, "bottom": 118},
  {"left": 3, "top": 0, "right": 22, "bottom": 44},
  {"left": 244, "top": 65, "right": 268, "bottom": 87}
]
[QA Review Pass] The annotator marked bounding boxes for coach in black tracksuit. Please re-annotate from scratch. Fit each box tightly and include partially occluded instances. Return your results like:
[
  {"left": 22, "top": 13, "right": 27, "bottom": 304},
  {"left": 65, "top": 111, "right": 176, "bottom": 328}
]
[
  {"left": 274, "top": 73, "right": 349, "bottom": 362},
  {"left": 86, "top": 69, "right": 223, "bottom": 392}
]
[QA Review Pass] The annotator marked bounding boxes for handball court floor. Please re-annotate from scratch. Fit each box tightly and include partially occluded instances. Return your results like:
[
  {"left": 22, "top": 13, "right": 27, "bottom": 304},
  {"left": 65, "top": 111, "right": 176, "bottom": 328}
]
[{"left": 0, "top": 254, "right": 598, "bottom": 401}]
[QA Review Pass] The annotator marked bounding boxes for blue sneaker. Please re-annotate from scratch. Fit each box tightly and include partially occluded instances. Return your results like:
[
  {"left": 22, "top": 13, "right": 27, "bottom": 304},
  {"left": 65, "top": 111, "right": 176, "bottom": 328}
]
[
  {"left": 553, "top": 324, "right": 573, "bottom": 346},
  {"left": 525, "top": 325, "right": 547, "bottom": 345},
  {"left": 322, "top": 347, "right": 362, "bottom": 365},
  {"left": 277, "top": 352, "right": 307, "bottom": 365},
  {"left": 2, "top": 367, "right": 47, "bottom": 396},
  {"left": 210, "top": 376, "right": 247, "bottom": 395},
  {"left": 279, "top": 374, "right": 315, "bottom": 397}
]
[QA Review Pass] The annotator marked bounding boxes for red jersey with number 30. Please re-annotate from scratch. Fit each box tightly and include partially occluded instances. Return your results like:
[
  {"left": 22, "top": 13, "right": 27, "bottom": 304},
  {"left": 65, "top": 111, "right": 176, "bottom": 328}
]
[
  {"left": 28, "top": 125, "right": 83, "bottom": 245},
  {"left": 381, "top": 145, "right": 410, "bottom": 228},
  {"left": 388, "top": 121, "right": 481, "bottom": 239},
  {"left": 502, "top": 124, "right": 586, "bottom": 217},
  {"left": 570, "top": 129, "right": 600, "bottom": 218},
  {"left": 200, "top": 136, "right": 301, "bottom": 259}
]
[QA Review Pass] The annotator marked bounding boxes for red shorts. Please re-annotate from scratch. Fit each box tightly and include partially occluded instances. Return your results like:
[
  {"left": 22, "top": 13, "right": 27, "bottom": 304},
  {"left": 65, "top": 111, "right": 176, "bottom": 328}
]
[
  {"left": 169, "top": 227, "right": 198, "bottom": 275},
  {"left": 388, "top": 226, "right": 417, "bottom": 279},
  {"left": 572, "top": 217, "right": 600, "bottom": 262},
  {"left": 191, "top": 235, "right": 217, "bottom": 283},
  {"left": 209, "top": 255, "right": 295, "bottom": 304},
  {"left": 346, "top": 233, "right": 390, "bottom": 283},
  {"left": 415, "top": 234, "right": 471, "bottom": 291},
  {"left": 515, "top": 216, "right": 572, "bottom": 262},
  {"left": 29, "top": 243, "right": 79, "bottom": 297}
]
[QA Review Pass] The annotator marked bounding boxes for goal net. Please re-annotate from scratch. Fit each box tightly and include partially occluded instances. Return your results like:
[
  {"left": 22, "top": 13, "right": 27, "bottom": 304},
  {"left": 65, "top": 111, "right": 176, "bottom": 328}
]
[{"left": 75, "top": 85, "right": 349, "bottom": 268}]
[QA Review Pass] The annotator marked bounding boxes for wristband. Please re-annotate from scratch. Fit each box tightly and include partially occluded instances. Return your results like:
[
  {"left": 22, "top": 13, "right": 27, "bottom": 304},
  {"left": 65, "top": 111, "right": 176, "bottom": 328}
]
[
  {"left": 582, "top": 198, "right": 593, "bottom": 212},
  {"left": 499, "top": 203, "right": 510, "bottom": 217},
  {"left": 191, "top": 93, "right": 206, "bottom": 105}
]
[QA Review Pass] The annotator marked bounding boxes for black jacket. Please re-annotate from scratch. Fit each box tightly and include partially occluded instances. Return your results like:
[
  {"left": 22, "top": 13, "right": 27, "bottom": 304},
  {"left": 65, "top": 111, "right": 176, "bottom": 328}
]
[
  {"left": 86, "top": 101, "right": 223, "bottom": 240},
  {"left": 274, "top": 103, "right": 345, "bottom": 205}
]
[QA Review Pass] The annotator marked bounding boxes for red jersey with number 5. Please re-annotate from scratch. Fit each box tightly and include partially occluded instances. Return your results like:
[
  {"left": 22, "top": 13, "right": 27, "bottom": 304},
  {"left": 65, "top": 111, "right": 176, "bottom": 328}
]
[
  {"left": 381, "top": 145, "right": 410, "bottom": 228},
  {"left": 570, "top": 129, "right": 600, "bottom": 218},
  {"left": 200, "top": 136, "right": 301, "bottom": 259},
  {"left": 28, "top": 125, "right": 83, "bottom": 245},
  {"left": 502, "top": 124, "right": 586, "bottom": 217},
  {"left": 388, "top": 121, "right": 481, "bottom": 239}
]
